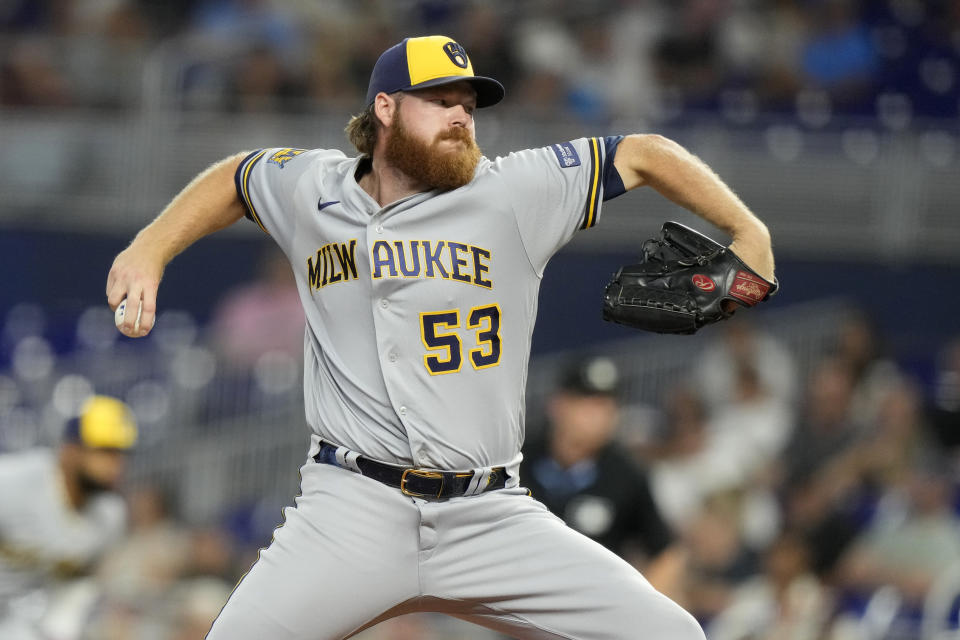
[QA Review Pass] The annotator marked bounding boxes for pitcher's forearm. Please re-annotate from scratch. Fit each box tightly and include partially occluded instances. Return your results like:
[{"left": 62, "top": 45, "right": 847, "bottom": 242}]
[
  {"left": 106, "top": 152, "right": 249, "bottom": 337},
  {"left": 133, "top": 153, "right": 249, "bottom": 265},
  {"left": 614, "top": 135, "right": 774, "bottom": 280}
]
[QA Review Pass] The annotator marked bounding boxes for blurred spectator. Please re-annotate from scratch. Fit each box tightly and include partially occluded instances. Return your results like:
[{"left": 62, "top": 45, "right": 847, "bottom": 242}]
[
  {"left": 303, "top": 23, "right": 361, "bottom": 109},
  {"left": 1, "top": 1, "right": 152, "bottom": 109},
  {"left": 928, "top": 335, "right": 960, "bottom": 450},
  {"left": 715, "top": 0, "right": 806, "bottom": 110},
  {"left": 190, "top": 0, "right": 303, "bottom": 58},
  {"left": 564, "top": 16, "right": 619, "bottom": 123},
  {"left": 693, "top": 317, "right": 799, "bottom": 412},
  {"left": 799, "top": 0, "right": 878, "bottom": 110},
  {"left": 710, "top": 361, "right": 794, "bottom": 466},
  {"left": 66, "top": 0, "right": 151, "bottom": 110},
  {"left": 456, "top": 3, "right": 520, "bottom": 99},
  {"left": 707, "top": 531, "right": 830, "bottom": 640},
  {"left": 644, "top": 384, "right": 715, "bottom": 529},
  {"left": 0, "top": 0, "right": 59, "bottom": 31},
  {"left": 521, "top": 356, "right": 687, "bottom": 601},
  {"left": 832, "top": 310, "right": 902, "bottom": 428},
  {"left": 653, "top": 0, "right": 726, "bottom": 110},
  {"left": 784, "top": 356, "right": 863, "bottom": 487},
  {"left": 95, "top": 487, "right": 192, "bottom": 609},
  {"left": 342, "top": 21, "right": 397, "bottom": 106},
  {"left": 827, "top": 380, "right": 950, "bottom": 599},
  {"left": 87, "top": 504, "right": 245, "bottom": 638},
  {"left": 778, "top": 357, "right": 867, "bottom": 581},
  {"left": 602, "top": 0, "right": 665, "bottom": 121},
  {"left": 2, "top": 0, "right": 958, "bottom": 119},
  {"left": 0, "top": 36, "right": 72, "bottom": 107},
  {"left": 836, "top": 456, "right": 960, "bottom": 637},
  {"left": 207, "top": 246, "right": 305, "bottom": 368},
  {"left": 781, "top": 466, "right": 860, "bottom": 584},
  {"left": 512, "top": 16, "right": 581, "bottom": 119},
  {"left": 228, "top": 45, "right": 302, "bottom": 113},
  {"left": 165, "top": 576, "right": 233, "bottom": 640},
  {"left": 757, "top": 0, "right": 808, "bottom": 109},
  {"left": 0, "top": 395, "right": 136, "bottom": 640},
  {"left": 684, "top": 495, "right": 759, "bottom": 626},
  {"left": 177, "top": 0, "right": 310, "bottom": 112},
  {"left": 854, "top": 380, "right": 934, "bottom": 503},
  {"left": 185, "top": 526, "right": 240, "bottom": 583},
  {"left": 647, "top": 377, "right": 789, "bottom": 539},
  {"left": 784, "top": 376, "right": 939, "bottom": 596}
]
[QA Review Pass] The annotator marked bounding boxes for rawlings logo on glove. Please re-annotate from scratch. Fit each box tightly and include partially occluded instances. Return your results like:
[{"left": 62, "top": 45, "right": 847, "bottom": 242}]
[{"left": 602, "top": 221, "right": 778, "bottom": 335}]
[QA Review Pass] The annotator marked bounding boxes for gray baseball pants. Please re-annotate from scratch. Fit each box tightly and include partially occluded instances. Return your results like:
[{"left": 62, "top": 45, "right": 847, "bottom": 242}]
[{"left": 205, "top": 460, "right": 705, "bottom": 640}]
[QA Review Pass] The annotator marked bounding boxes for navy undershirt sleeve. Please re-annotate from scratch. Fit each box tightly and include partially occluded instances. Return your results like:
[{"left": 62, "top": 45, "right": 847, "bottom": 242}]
[{"left": 601, "top": 135, "right": 626, "bottom": 202}]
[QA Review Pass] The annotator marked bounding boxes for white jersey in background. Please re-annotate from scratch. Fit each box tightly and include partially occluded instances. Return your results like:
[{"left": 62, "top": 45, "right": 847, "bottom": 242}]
[{"left": 0, "top": 449, "right": 125, "bottom": 632}]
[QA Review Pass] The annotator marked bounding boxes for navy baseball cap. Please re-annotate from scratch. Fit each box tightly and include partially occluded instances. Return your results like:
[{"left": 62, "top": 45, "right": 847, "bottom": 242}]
[{"left": 365, "top": 35, "right": 505, "bottom": 108}]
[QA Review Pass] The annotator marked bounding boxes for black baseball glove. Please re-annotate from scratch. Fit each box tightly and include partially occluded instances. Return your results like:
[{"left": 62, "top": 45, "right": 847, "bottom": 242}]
[{"left": 603, "top": 221, "right": 778, "bottom": 335}]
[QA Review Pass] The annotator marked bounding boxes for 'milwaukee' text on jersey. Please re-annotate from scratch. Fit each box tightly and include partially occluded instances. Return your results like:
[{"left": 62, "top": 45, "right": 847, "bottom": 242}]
[
  {"left": 233, "top": 138, "right": 625, "bottom": 475},
  {"left": 306, "top": 238, "right": 493, "bottom": 292}
]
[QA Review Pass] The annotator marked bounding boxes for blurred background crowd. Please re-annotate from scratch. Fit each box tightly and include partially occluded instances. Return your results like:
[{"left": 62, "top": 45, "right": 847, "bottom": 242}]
[
  {"left": 1, "top": 0, "right": 960, "bottom": 639},
  {"left": 3, "top": 0, "right": 960, "bottom": 123}
]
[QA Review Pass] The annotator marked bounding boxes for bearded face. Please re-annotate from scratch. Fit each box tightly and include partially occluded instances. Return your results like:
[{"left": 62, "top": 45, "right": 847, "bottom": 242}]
[
  {"left": 76, "top": 447, "right": 126, "bottom": 496},
  {"left": 77, "top": 468, "right": 118, "bottom": 495},
  {"left": 383, "top": 105, "right": 482, "bottom": 191}
]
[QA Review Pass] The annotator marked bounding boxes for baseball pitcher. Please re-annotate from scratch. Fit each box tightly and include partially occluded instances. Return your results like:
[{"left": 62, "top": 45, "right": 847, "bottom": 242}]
[{"left": 107, "top": 35, "right": 776, "bottom": 640}]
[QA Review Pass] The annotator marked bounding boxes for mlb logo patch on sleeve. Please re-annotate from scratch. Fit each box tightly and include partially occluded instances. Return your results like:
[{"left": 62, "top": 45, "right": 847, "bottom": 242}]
[{"left": 551, "top": 142, "right": 581, "bottom": 168}]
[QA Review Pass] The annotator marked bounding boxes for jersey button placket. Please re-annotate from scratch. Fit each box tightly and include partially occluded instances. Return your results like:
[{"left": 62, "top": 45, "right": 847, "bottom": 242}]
[{"left": 368, "top": 218, "right": 408, "bottom": 438}]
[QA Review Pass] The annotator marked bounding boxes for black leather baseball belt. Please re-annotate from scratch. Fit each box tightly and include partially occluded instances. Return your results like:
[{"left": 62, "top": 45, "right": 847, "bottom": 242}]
[{"left": 313, "top": 441, "right": 507, "bottom": 501}]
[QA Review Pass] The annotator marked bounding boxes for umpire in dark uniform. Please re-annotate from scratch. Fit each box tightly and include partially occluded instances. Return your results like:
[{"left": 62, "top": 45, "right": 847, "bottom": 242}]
[{"left": 522, "top": 355, "right": 688, "bottom": 602}]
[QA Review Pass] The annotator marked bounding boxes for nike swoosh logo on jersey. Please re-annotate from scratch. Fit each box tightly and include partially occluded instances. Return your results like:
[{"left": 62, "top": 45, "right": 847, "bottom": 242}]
[{"left": 318, "top": 200, "right": 340, "bottom": 211}]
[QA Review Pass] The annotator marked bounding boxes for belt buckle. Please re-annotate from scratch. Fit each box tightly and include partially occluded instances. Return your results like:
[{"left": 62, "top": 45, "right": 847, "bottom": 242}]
[{"left": 400, "top": 468, "right": 444, "bottom": 499}]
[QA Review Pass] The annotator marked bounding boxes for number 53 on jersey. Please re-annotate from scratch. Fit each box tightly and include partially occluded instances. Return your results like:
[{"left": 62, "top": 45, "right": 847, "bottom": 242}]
[{"left": 419, "top": 304, "right": 501, "bottom": 375}]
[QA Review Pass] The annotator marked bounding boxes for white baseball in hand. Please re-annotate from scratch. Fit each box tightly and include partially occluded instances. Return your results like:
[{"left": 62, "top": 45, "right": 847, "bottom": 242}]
[{"left": 114, "top": 297, "right": 142, "bottom": 333}]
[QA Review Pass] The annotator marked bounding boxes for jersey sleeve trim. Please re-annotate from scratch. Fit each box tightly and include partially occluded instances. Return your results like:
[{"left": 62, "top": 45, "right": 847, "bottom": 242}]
[
  {"left": 234, "top": 149, "right": 269, "bottom": 234},
  {"left": 579, "top": 137, "right": 603, "bottom": 230},
  {"left": 602, "top": 135, "right": 626, "bottom": 202}
]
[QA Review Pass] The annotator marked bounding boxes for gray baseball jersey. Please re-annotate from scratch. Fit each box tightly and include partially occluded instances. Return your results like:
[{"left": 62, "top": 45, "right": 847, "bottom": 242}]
[
  {"left": 235, "top": 137, "right": 624, "bottom": 477},
  {"left": 0, "top": 449, "right": 125, "bottom": 622},
  {"left": 212, "top": 138, "right": 708, "bottom": 640}
]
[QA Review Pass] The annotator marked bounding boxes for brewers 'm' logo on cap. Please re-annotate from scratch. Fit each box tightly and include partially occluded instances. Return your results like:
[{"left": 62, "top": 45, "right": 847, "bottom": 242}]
[
  {"left": 365, "top": 35, "right": 505, "bottom": 108},
  {"left": 443, "top": 41, "right": 469, "bottom": 69}
]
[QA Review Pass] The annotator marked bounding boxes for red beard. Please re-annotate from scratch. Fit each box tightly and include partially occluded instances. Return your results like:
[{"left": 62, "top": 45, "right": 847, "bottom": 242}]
[{"left": 384, "top": 112, "right": 482, "bottom": 191}]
